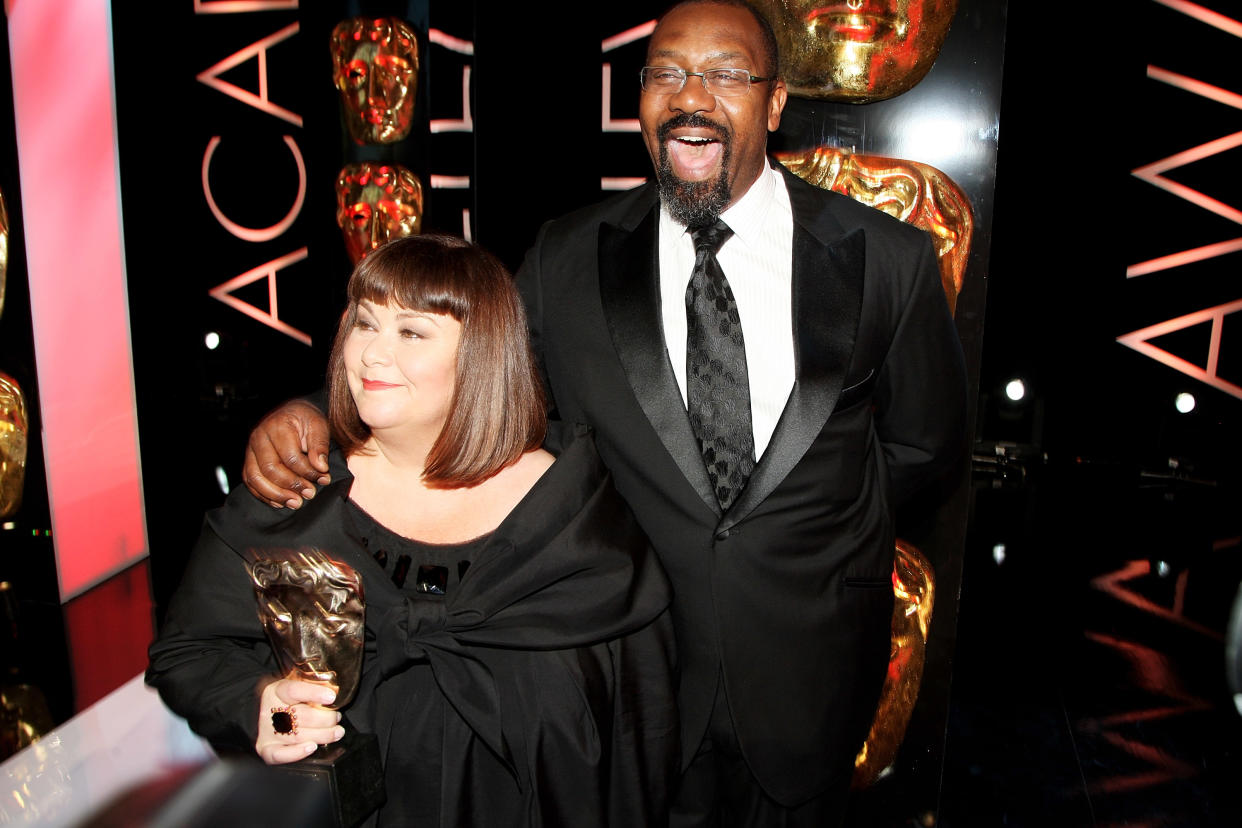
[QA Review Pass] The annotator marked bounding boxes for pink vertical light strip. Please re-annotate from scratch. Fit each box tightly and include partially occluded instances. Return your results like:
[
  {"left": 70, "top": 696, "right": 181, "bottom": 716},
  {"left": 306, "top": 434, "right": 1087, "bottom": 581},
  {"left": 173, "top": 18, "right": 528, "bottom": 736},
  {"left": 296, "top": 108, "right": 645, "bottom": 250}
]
[{"left": 7, "top": 0, "right": 147, "bottom": 599}]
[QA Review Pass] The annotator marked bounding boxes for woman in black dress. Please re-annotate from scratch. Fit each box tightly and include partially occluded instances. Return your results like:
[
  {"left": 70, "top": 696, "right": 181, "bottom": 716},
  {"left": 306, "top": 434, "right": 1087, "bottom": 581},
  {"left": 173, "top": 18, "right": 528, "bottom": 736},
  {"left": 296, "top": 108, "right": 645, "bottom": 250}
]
[{"left": 147, "top": 235, "right": 677, "bottom": 826}]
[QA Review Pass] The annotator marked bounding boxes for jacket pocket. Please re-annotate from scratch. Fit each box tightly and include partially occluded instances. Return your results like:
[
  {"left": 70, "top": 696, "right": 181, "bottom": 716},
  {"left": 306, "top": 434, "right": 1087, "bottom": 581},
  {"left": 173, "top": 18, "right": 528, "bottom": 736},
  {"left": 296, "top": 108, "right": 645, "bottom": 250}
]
[{"left": 835, "top": 369, "right": 876, "bottom": 412}]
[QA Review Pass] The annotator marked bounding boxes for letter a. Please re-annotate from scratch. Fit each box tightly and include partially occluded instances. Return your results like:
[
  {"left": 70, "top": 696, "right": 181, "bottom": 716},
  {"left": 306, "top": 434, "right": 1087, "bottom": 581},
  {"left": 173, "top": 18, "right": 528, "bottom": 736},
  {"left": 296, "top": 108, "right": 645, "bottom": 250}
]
[
  {"left": 209, "top": 248, "right": 312, "bottom": 346},
  {"left": 197, "top": 23, "right": 303, "bottom": 127}
]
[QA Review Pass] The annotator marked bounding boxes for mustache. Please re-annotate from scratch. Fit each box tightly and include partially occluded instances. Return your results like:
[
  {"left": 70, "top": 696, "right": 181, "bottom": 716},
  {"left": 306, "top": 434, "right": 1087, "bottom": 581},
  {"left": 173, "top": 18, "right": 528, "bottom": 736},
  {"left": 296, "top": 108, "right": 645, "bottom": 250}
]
[{"left": 656, "top": 113, "right": 730, "bottom": 143}]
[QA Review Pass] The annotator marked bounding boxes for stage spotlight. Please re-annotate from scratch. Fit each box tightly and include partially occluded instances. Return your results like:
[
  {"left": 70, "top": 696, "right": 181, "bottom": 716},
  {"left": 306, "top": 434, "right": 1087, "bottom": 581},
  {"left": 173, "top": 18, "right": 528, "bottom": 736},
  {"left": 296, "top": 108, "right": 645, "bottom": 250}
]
[
  {"left": 1004, "top": 378, "right": 1026, "bottom": 402},
  {"left": 1174, "top": 392, "right": 1195, "bottom": 414},
  {"left": 992, "top": 543, "right": 1006, "bottom": 565},
  {"left": 1156, "top": 560, "right": 1171, "bottom": 577},
  {"left": 215, "top": 465, "right": 230, "bottom": 496},
  {"left": 205, "top": 331, "right": 220, "bottom": 350}
]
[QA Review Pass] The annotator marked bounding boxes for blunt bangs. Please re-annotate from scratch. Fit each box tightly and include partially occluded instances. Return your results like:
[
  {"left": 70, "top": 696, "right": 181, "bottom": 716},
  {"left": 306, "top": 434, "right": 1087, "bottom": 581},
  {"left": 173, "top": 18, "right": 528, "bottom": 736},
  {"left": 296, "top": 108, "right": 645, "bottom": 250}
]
[{"left": 348, "top": 233, "right": 475, "bottom": 323}]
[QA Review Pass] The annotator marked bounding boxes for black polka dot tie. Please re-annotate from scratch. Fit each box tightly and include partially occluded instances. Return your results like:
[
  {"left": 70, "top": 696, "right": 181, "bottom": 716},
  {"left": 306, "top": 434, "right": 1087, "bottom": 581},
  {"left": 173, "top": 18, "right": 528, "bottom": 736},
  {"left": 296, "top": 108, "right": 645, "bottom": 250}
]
[{"left": 685, "top": 219, "right": 754, "bottom": 510}]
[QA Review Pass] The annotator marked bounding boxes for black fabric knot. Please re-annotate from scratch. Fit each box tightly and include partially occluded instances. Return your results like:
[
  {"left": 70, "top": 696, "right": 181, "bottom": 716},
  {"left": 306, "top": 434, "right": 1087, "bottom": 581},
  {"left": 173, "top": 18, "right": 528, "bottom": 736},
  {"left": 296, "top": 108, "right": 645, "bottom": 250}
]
[{"left": 375, "top": 596, "right": 450, "bottom": 674}]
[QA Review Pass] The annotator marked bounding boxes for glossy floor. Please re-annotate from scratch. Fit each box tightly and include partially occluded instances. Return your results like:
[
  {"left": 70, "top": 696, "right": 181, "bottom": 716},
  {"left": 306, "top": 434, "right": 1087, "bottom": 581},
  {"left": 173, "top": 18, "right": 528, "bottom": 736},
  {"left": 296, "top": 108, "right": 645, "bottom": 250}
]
[{"left": 938, "top": 459, "right": 1242, "bottom": 828}]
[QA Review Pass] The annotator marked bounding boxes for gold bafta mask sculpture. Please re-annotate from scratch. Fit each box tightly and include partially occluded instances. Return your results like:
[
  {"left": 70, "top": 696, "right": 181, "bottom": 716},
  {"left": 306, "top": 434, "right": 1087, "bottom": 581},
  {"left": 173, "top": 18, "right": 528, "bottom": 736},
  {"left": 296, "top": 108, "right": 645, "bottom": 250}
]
[
  {"left": 0, "top": 583, "right": 54, "bottom": 762},
  {"left": 852, "top": 540, "right": 934, "bottom": 787},
  {"left": 249, "top": 550, "right": 366, "bottom": 709},
  {"left": 0, "top": 373, "right": 27, "bottom": 520},
  {"left": 777, "top": 147, "right": 970, "bottom": 314},
  {"left": 336, "top": 163, "right": 424, "bottom": 264},
  {"left": 331, "top": 17, "right": 420, "bottom": 145},
  {"left": 750, "top": 0, "right": 959, "bottom": 102}
]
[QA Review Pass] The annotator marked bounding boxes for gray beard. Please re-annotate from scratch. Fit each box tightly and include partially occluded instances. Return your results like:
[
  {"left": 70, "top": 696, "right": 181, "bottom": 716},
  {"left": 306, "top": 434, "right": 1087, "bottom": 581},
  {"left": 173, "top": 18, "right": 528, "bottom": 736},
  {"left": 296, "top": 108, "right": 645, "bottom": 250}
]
[
  {"left": 654, "top": 114, "right": 733, "bottom": 228},
  {"left": 656, "top": 161, "right": 731, "bottom": 229}
]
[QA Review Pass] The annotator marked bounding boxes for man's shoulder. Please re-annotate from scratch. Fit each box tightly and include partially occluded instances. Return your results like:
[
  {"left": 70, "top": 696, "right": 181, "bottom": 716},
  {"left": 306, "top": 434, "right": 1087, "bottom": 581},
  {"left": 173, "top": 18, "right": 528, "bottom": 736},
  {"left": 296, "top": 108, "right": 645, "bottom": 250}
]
[
  {"left": 539, "top": 182, "right": 657, "bottom": 240},
  {"left": 783, "top": 167, "right": 930, "bottom": 247}
]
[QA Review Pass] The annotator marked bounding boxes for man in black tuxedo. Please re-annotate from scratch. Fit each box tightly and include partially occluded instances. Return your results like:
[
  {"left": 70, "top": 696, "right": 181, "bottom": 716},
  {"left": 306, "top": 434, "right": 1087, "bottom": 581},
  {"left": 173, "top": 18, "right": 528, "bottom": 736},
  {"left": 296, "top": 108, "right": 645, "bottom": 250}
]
[{"left": 243, "top": 1, "right": 966, "bottom": 823}]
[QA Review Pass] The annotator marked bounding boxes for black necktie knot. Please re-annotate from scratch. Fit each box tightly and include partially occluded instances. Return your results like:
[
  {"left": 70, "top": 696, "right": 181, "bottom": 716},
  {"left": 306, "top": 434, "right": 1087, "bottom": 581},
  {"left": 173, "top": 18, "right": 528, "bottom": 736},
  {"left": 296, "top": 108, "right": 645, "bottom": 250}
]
[{"left": 691, "top": 220, "right": 733, "bottom": 256}]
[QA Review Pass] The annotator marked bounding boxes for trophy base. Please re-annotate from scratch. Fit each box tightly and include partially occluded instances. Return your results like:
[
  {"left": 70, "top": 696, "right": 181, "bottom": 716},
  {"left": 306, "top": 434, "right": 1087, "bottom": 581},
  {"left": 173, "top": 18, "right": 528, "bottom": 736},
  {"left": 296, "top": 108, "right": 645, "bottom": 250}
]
[{"left": 277, "top": 730, "right": 385, "bottom": 828}]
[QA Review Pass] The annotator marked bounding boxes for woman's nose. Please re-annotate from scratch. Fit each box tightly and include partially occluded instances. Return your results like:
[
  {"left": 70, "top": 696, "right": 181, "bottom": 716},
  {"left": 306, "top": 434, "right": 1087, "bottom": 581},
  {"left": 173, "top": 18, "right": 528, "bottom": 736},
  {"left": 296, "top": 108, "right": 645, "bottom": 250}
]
[{"left": 361, "top": 335, "right": 391, "bottom": 365}]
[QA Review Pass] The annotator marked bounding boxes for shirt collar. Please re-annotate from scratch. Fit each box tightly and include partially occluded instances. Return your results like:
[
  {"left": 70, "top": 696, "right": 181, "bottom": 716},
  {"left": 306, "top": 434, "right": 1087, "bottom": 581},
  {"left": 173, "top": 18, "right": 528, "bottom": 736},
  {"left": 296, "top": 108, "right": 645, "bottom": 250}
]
[
  {"left": 719, "top": 161, "right": 779, "bottom": 246},
  {"left": 658, "top": 159, "right": 783, "bottom": 247}
]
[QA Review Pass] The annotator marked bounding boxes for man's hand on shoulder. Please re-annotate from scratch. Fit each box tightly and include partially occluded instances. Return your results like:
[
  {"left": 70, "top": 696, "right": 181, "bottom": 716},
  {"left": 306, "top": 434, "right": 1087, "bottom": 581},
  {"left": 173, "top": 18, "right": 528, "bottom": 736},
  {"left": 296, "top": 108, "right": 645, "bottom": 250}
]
[{"left": 243, "top": 399, "right": 331, "bottom": 509}]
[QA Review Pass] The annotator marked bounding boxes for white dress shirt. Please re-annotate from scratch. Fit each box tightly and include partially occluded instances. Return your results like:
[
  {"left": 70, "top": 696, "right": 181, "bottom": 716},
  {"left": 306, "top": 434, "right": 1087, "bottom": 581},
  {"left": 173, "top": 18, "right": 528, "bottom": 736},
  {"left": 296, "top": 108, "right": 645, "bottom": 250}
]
[{"left": 658, "top": 163, "right": 795, "bottom": 460}]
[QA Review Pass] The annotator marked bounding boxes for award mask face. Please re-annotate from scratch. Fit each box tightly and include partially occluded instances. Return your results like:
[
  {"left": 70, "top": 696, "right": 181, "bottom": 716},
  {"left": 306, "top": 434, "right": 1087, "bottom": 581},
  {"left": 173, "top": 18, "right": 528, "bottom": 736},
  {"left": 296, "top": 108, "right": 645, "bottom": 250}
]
[
  {"left": 0, "top": 373, "right": 27, "bottom": 520},
  {"left": 335, "top": 163, "right": 424, "bottom": 264},
  {"left": 250, "top": 550, "right": 366, "bottom": 709},
  {"left": 777, "top": 147, "right": 970, "bottom": 313},
  {"left": 331, "top": 17, "right": 420, "bottom": 145},
  {"left": 751, "top": 0, "right": 958, "bottom": 101}
]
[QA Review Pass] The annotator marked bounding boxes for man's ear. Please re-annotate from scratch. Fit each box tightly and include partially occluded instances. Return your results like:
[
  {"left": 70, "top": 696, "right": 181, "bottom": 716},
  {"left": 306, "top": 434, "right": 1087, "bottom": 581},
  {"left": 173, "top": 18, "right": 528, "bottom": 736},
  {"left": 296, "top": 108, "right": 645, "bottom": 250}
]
[{"left": 768, "top": 79, "right": 788, "bottom": 132}]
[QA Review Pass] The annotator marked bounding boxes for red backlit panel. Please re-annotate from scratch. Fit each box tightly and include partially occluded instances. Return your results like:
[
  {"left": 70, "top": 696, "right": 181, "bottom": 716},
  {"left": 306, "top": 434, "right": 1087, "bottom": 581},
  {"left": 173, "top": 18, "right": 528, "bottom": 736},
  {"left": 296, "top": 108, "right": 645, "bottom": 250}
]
[
  {"left": 64, "top": 562, "right": 154, "bottom": 712},
  {"left": 7, "top": 0, "right": 148, "bottom": 599}
]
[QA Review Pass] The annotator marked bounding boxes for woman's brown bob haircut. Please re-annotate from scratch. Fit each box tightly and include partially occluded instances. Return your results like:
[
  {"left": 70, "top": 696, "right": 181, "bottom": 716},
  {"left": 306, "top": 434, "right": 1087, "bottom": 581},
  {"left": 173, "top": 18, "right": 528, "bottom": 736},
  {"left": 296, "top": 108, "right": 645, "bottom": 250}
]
[{"left": 327, "top": 234, "right": 546, "bottom": 487}]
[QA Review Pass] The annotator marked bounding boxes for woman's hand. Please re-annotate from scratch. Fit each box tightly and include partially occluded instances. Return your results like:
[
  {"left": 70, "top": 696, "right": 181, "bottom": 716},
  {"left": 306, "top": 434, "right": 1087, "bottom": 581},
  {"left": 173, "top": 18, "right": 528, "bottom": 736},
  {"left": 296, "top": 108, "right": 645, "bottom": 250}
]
[{"left": 255, "top": 678, "right": 344, "bottom": 765}]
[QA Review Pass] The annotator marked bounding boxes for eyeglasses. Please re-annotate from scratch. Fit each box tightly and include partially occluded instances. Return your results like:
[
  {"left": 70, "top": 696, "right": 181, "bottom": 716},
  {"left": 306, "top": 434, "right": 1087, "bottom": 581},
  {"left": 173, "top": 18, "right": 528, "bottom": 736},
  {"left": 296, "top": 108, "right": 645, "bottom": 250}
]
[{"left": 639, "top": 66, "right": 771, "bottom": 97}]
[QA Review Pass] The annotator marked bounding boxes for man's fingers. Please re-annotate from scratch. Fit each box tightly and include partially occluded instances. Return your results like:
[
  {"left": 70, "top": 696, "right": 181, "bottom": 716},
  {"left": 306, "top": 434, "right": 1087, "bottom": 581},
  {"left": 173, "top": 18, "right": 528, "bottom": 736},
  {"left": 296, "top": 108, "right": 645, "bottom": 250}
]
[
  {"left": 291, "top": 401, "right": 332, "bottom": 483},
  {"left": 242, "top": 401, "right": 332, "bottom": 509},
  {"left": 242, "top": 447, "right": 306, "bottom": 508},
  {"left": 244, "top": 427, "right": 318, "bottom": 507}
]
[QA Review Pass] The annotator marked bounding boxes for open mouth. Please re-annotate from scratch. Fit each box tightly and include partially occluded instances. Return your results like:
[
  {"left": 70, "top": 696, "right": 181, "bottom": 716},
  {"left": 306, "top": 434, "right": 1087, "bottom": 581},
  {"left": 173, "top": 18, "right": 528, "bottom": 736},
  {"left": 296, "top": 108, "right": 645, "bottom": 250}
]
[
  {"left": 658, "top": 115, "right": 729, "bottom": 182},
  {"left": 668, "top": 135, "right": 723, "bottom": 180}
]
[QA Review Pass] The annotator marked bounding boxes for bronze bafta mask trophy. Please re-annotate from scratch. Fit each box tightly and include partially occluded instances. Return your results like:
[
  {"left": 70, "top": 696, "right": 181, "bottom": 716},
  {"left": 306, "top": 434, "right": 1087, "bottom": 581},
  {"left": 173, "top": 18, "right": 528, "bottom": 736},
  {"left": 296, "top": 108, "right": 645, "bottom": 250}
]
[
  {"left": 0, "top": 373, "right": 27, "bottom": 520},
  {"left": 330, "top": 17, "right": 420, "bottom": 145},
  {"left": 249, "top": 549, "right": 384, "bottom": 827},
  {"left": 750, "top": 0, "right": 959, "bottom": 102},
  {"left": 777, "top": 147, "right": 971, "bottom": 313},
  {"left": 335, "top": 163, "right": 424, "bottom": 264}
]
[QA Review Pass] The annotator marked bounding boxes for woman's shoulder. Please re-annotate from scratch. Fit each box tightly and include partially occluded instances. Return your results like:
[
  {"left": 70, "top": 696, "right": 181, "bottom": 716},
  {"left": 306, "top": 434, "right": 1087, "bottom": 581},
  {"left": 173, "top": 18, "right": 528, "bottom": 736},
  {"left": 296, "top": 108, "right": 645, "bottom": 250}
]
[
  {"left": 503, "top": 447, "right": 555, "bottom": 488},
  {"left": 207, "top": 467, "right": 351, "bottom": 547}
]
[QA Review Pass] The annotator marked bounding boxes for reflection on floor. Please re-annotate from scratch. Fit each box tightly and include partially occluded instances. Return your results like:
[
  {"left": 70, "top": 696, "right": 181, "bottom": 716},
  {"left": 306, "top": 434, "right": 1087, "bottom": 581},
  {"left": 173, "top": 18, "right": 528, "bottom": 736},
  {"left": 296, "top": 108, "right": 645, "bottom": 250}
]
[{"left": 939, "top": 456, "right": 1242, "bottom": 827}]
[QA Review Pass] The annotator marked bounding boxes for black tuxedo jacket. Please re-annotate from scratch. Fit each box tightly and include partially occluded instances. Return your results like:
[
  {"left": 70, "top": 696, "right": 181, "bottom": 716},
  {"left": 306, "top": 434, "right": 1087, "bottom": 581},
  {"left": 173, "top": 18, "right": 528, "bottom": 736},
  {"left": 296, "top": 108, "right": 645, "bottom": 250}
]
[{"left": 516, "top": 165, "right": 967, "bottom": 806}]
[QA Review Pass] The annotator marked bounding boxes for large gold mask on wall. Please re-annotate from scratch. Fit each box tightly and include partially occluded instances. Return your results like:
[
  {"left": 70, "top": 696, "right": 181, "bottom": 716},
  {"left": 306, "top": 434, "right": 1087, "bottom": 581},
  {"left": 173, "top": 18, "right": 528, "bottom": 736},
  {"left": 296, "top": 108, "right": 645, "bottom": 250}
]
[
  {"left": 0, "top": 373, "right": 27, "bottom": 520},
  {"left": 335, "top": 163, "right": 424, "bottom": 264},
  {"left": 750, "top": 0, "right": 959, "bottom": 102},
  {"left": 330, "top": 17, "right": 420, "bottom": 145},
  {"left": 777, "top": 147, "right": 971, "bottom": 313}
]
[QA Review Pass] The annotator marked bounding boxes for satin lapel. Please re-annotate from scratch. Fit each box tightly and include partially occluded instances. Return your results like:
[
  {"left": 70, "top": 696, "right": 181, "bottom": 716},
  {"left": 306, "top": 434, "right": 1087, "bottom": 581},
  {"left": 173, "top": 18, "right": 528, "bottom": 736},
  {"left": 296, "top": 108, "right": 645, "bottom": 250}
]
[
  {"left": 598, "top": 208, "right": 720, "bottom": 516},
  {"left": 720, "top": 220, "right": 866, "bottom": 531}
]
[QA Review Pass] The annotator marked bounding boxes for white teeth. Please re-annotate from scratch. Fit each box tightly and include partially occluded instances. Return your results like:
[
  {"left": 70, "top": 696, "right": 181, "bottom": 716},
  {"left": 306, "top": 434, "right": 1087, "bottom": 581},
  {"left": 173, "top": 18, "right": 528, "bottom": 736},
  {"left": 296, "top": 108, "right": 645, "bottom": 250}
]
[{"left": 678, "top": 136, "right": 713, "bottom": 144}]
